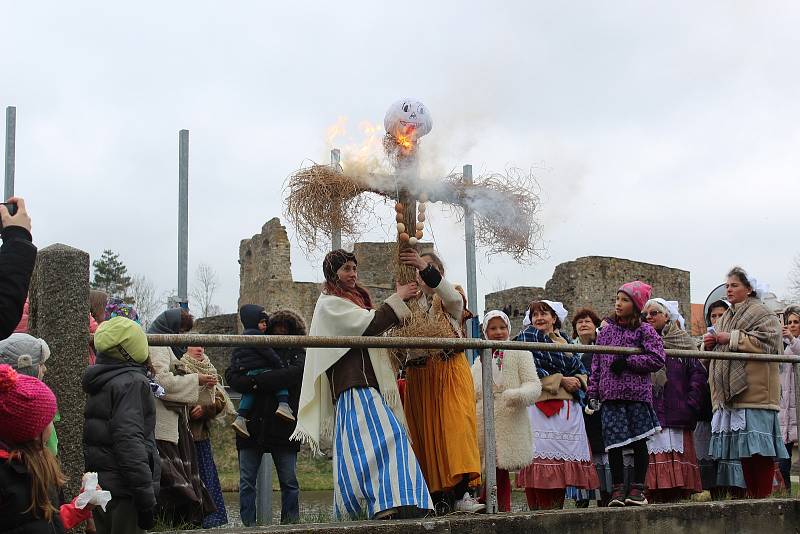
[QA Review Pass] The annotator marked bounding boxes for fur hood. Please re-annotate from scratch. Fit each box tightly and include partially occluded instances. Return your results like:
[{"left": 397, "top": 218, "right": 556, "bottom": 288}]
[{"left": 267, "top": 309, "right": 307, "bottom": 336}]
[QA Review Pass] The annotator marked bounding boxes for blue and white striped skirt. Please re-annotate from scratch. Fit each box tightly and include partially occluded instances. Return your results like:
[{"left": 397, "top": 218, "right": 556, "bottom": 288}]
[{"left": 333, "top": 387, "right": 434, "bottom": 520}]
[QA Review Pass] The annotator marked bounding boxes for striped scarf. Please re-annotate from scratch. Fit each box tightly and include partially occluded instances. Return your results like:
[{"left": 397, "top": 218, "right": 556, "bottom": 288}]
[{"left": 710, "top": 297, "right": 782, "bottom": 409}]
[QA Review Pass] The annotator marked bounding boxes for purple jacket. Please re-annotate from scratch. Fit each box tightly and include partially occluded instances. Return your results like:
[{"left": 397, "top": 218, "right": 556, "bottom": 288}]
[
  {"left": 587, "top": 321, "right": 666, "bottom": 404},
  {"left": 652, "top": 357, "right": 708, "bottom": 430}
]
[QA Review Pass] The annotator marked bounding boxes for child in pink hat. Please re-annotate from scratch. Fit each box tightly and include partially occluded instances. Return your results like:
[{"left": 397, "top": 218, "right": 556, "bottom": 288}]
[
  {"left": 586, "top": 281, "right": 666, "bottom": 507},
  {"left": 0, "top": 364, "right": 98, "bottom": 533}
]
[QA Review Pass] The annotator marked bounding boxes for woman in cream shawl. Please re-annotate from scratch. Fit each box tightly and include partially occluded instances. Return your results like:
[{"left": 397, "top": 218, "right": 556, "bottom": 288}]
[
  {"left": 703, "top": 267, "right": 788, "bottom": 498},
  {"left": 290, "top": 250, "right": 433, "bottom": 520}
]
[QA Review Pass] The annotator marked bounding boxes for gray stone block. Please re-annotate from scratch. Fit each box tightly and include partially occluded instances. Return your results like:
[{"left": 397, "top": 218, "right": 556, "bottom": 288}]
[{"left": 28, "top": 243, "right": 90, "bottom": 497}]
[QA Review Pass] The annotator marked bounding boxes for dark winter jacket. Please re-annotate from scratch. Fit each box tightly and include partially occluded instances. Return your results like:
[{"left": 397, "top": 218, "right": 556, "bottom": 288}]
[
  {"left": 0, "top": 226, "right": 36, "bottom": 341},
  {"left": 0, "top": 449, "right": 64, "bottom": 534},
  {"left": 226, "top": 310, "right": 306, "bottom": 453},
  {"left": 652, "top": 354, "right": 708, "bottom": 430},
  {"left": 230, "top": 305, "right": 283, "bottom": 370},
  {"left": 82, "top": 354, "right": 160, "bottom": 511}
]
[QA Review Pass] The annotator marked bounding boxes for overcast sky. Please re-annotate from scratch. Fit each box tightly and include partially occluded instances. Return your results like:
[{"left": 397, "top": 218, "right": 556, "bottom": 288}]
[{"left": 3, "top": 1, "right": 799, "bottom": 317}]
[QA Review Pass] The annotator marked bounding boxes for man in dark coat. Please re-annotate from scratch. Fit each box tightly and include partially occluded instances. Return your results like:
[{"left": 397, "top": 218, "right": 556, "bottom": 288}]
[
  {"left": 0, "top": 198, "right": 36, "bottom": 340},
  {"left": 83, "top": 317, "right": 160, "bottom": 534},
  {"left": 226, "top": 308, "right": 305, "bottom": 525}
]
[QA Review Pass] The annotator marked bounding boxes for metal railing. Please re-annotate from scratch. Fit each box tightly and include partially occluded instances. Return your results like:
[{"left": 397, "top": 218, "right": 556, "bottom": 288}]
[{"left": 147, "top": 333, "right": 800, "bottom": 516}]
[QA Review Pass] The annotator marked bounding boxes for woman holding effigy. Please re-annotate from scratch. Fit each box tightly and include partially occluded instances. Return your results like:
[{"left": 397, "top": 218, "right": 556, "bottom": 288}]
[
  {"left": 704, "top": 267, "right": 788, "bottom": 498},
  {"left": 399, "top": 249, "right": 484, "bottom": 514},
  {"left": 291, "top": 249, "right": 433, "bottom": 520},
  {"left": 513, "top": 300, "right": 600, "bottom": 510},
  {"left": 641, "top": 298, "right": 706, "bottom": 502}
]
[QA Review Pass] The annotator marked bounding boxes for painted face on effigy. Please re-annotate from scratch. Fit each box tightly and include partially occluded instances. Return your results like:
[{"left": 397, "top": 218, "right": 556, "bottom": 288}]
[
  {"left": 485, "top": 317, "right": 509, "bottom": 341},
  {"left": 336, "top": 260, "right": 358, "bottom": 289},
  {"left": 643, "top": 304, "right": 669, "bottom": 332}
]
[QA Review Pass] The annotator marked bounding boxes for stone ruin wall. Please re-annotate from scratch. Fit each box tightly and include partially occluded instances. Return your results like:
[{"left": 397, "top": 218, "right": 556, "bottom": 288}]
[
  {"left": 485, "top": 256, "right": 691, "bottom": 337},
  {"left": 195, "top": 219, "right": 692, "bottom": 367}
]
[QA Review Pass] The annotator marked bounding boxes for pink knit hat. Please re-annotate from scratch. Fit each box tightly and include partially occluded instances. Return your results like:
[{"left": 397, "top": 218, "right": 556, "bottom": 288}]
[
  {"left": 0, "top": 364, "right": 57, "bottom": 444},
  {"left": 618, "top": 281, "right": 652, "bottom": 312}
]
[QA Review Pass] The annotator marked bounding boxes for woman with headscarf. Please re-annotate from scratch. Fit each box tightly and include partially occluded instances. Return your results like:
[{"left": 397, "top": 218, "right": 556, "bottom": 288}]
[
  {"left": 703, "top": 267, "right": 788, "bottom": 498},
  {"left": 148, "top": 308, "right": 217, "bottom": 527},
  {"left": 290, "top": 250, "right": 433, "bottom": 520},
  {"left": 399, "top": 249, "right": 484, "bottom": 514},
  {"left": 641, "top": 298, "right": 706, "bottom": 502},
  {"left": 514, "top": 300, "right": 600, "bottom": 510},
  {"left": 181, "top": 345, "right": 235, "bottom": 528},
  {"left": 778, "top": 305, "right": 800, "bottom": 489},
  {"left": 471, "top": 310, "right": 542, "bottom": 512}
]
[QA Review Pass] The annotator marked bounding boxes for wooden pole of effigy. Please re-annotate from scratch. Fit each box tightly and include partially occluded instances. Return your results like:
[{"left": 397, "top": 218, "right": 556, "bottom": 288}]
[
  {"left": 396, "top": 151, "right": 419, "bottom": 284},
  {"left": 331, "top": 148, "right": 342, "bottom": 251}
]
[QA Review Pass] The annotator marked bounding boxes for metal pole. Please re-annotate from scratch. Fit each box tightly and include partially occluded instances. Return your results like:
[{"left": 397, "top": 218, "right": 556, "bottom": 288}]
[
  {"left": 464, "top": 164, "right": 480, "bottom": 361},
  {"left": 481, "top": 347, "right": 498, "bottom": 513},
  {"left": 178, "top": 130, "right": 189, "bottom": 307},
  {"left": 4, "top": 106, "right": 16, "bottom": 199},
  {"left": 331, "top": 148, "right": 342, "bottom": 251},
  {"left": 255, "top": 453, "right": 274, "bottom": 525},
  {"left": 793, "top": 363, "right": 800, "bottom": 484}
]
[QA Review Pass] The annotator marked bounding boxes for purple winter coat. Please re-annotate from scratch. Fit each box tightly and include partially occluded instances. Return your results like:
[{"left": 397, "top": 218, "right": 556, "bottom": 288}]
[
  {"left": 587, "top": 320, "right": 666, "bottom": 404},
  {"left": 652, "top": 356, "right": 708, "bottom": 430}
]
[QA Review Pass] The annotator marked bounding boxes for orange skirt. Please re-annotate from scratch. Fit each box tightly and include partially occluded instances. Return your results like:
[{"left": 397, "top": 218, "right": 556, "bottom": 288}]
[{"left": 404, "top": 354, "right": 482, "bottom": 494}]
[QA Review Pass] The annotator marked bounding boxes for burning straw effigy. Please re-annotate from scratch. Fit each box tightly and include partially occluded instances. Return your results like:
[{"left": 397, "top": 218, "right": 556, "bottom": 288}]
[{"left": 283, "top": 98, "right": 543, "bottom": 360}]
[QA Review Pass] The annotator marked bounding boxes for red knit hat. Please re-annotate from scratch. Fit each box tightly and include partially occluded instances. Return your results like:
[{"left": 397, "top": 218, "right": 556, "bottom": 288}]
[
  {"left": 618, "top": 281, "right": 652, "bottom": 313},
  {"left": 0, "top": 364, "right": 57, "bottom": 444}
]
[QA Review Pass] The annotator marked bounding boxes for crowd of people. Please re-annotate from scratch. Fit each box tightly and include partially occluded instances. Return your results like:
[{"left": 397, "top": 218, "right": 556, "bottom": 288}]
[{"left": 0, "top": 197, "right": 798, "bottom": 533}]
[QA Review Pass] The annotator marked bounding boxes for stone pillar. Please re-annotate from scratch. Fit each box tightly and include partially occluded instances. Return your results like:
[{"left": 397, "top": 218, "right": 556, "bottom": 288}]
[{"left": 28, "top": 244, "right": 90, "bottom": 497}]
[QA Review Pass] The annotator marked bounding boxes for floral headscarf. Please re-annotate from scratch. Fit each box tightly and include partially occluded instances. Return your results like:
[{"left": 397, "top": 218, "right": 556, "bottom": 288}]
[{"left": 105, "top": 297, "right": 140, "bottom": 324}]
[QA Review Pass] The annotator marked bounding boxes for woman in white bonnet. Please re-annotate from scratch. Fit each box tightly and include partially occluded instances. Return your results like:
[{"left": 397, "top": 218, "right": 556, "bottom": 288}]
[
  {"left": 513, "top": 300, "right": 599, "bottom": 509},
  {"left": 703, "top": 267, "right": 787, "bottom": 498},
  {"left": 472, "top": 310, "right": 541, "bottom": 512}
]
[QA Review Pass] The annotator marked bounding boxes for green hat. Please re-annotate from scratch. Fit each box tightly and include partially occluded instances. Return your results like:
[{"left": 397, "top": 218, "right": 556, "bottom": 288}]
[{"left": 94, "top": 316, "right": 149, "bottom": 364}]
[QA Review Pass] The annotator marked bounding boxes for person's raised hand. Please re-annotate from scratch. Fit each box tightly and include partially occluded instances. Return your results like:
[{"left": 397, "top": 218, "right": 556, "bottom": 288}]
[
  {"left": 703, "top": 333, "right": 717, "bottom": 350},
  {"left": 396, "top": 282, "right": 419, "bottom": 301},
  {"left": 399, "top": 249, "right": 428, "bottom": 271},
  {"left": 0, "top": 197, "right": 31, "bottom": 233}
]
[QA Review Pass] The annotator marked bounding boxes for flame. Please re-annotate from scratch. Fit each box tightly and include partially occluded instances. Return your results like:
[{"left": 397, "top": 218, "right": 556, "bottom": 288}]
[
  {"left": 323, "top": 117, "right": 392, "bottom": 176},
  {"left": 325, "top": 116, "right": 348, "bottom": 147}
]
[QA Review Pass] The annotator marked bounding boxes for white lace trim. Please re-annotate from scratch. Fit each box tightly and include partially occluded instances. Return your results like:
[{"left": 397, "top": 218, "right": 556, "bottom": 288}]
[
  {"left": 647, "top": 427, "right": 685, "bottom": 454},
  {"left": 529, "top": 400, "right": 592, "bottom": 462},
  {"left": 711, "top": 406, "right": 747, "bottom": 433}
]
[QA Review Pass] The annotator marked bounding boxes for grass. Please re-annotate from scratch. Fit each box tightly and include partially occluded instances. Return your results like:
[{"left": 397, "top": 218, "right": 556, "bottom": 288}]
[{"left": 209, "top": 422, "right": 334, "bottom": 492}]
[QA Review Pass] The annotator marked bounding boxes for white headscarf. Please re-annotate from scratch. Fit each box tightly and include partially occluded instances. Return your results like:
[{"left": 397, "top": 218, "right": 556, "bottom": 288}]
[
  {"left": 482, "top": 310, "right": 511, "bottom": 340},
  {"left": 745, "top": 274, "right": 770, "bottom": 300},
  {"left": 522, "top": 300, "right": 569, "bottom": 328},
  {"left": 645, "top": 298, "right": 686, "bottom": 330}
]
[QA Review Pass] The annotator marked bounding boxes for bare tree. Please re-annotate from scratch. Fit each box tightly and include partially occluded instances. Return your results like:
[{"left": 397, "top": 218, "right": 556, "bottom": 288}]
[
  {"left": 491, "top": 276, "right": 509, "bottom": 293},
  {"left": 191, "top": 263, "right": 220, "bottom": 318},
  {"left": 130, "top": 274, "right": 159, "bottom": 328}
]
